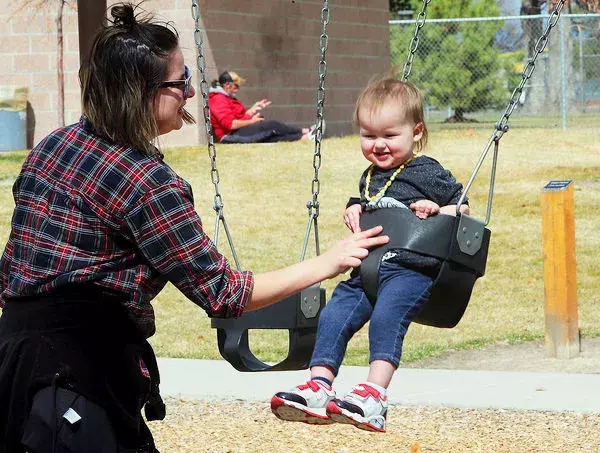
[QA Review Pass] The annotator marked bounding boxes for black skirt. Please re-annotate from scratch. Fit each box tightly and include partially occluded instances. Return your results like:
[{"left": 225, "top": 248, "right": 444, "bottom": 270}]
[{"left": 0, "top": 286, "right": 160, "bottom": 452}]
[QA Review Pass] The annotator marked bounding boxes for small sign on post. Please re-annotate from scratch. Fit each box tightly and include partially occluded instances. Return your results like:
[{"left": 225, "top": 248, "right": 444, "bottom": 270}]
[{"left": 541, "top": 180, "right": 579, "bottom": 358}]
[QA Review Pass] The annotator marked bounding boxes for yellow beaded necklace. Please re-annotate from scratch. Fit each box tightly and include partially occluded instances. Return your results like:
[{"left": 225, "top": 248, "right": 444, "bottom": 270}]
[{"left": 364, "top": 155, "right": 416, "bottom": 202}]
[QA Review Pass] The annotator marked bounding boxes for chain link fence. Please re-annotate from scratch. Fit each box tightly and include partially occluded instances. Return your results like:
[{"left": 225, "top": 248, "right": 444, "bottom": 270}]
[{"left": 390, "top": 13, "right": 600, "bottom": 129}]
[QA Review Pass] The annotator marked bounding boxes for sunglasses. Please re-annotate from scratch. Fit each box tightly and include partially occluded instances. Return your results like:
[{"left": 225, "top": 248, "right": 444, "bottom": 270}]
[{"left": 160, "top": 65, "right": 192, "bottom": 98}]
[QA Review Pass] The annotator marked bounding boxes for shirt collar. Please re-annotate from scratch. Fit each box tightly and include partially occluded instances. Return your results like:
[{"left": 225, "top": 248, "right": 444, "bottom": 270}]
[
  {"left": 80, "top": 115, "right": 96, "bottom": 135},
  {"left": 79, "top": 116, "right": 164, "bottom": 161}
]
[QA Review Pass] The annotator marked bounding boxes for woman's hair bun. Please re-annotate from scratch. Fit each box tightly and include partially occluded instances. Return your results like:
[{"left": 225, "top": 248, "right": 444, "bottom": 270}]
[{"left": 111, "top": 4, "right": 137, "bottom": 27}]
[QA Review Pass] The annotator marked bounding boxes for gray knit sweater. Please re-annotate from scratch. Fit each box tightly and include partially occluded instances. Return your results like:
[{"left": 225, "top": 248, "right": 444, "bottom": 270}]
[{"left": 349, "top": 155, "right": 468, "bottom": 277}]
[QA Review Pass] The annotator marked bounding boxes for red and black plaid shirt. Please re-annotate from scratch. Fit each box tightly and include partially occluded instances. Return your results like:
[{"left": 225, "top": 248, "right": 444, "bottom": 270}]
[{"left": 0, "top": 117, "right": 253, "bottom": 337}]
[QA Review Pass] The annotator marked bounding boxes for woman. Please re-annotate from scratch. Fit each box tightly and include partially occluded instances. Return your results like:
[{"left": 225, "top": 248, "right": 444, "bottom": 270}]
[
  {"left": 0, "top": 4, "right": 387, "bottom": 452},
  {"left": 209, "top": 71, "right": 320, "bottom": 143}
]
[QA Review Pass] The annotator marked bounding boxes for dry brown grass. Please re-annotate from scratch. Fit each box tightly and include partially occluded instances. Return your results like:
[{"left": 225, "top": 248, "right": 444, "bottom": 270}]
[
  {"left": 151, "top": 127, "right": 599, "bottom": 365},
  {"left": 1, "top": 127, "right": 598, "bottom": 365}
]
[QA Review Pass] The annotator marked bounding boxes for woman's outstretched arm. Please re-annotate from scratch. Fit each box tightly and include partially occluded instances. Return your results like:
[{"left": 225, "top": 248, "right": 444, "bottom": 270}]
[{"left": 245, "top": 226, "right": 388, "bottom": 312}]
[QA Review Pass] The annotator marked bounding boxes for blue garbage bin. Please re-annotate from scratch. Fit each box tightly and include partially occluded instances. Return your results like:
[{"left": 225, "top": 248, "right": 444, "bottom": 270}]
[{"left": 0, "top": 87, "right": 28, "bottom": 152}]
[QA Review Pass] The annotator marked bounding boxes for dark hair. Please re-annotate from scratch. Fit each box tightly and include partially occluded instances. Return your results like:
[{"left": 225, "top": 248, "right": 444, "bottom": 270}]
[
  {"left": 211, "top": 71, "right": 245, "bottom": 88},
  {"left": 79, "top": 2, "right": 194, "bottom": 155},
  {"left": 353, "top": 73, "right": 428, "bottom": 153},
  {"left": 218, "top": 72, "right": 232, "bottom": 85},
  {"left": 210, "top": 73, "right": 226, "bottom": 89}
]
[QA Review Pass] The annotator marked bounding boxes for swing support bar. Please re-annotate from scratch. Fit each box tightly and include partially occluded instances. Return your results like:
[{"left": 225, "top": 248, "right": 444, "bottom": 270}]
[{"left": 456, "top": 1, "right": 566, "bottom": 221}]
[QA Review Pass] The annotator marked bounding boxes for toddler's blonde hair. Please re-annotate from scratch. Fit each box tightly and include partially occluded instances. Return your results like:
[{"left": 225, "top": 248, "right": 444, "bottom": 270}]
[{"left": 353, "top": 73, "right": 428, "bottom": 153}]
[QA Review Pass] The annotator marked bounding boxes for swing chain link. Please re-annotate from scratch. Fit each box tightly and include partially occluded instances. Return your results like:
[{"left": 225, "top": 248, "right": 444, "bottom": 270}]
[
  {"left": 401, "top": 0, "right": 431, "bottom": 82},
  {"left": 191, "top": 0, "right": 223, "bottom": 215},
  {"left": 308, "top": 0, "right": 329, "bottom": 218},
  {"left": 191, "top": 1, "right": 242, "bottom": 270},
  {"left": 302, "top": 0, "right": 329, "bottom": 260},
  {"left": 493, "top": 0, "right": 566, "bottom": 140},
  {"left": 457, "top": 0, "right": 566, "bottom": 220}
]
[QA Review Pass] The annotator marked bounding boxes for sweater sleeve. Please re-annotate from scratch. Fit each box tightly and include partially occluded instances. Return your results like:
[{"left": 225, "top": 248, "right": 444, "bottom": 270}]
[
  {"left": 346, "top": 167, "right": 370, "bottom": 209},
  {"left": 420, "top": 158, "right": 467, "bottom": 206}
]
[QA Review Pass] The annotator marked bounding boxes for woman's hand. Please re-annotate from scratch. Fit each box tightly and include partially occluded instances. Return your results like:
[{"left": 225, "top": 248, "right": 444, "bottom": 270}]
[
  {"left": 247, "top": 98, "right": 272, "bottom": 116},
  {"left": 410, "top": 200, "right": 440, "bottom": 219},
  {"left": 231, "top": 115, "right": 264, "bottom": 130},
  {"left": 343, "top": 204, "right": 363, "bottom": 233},
  {"left": 250, "top": 112, "right": 264, "bottom": 124},
  {"left": 247, "top": 225, "right": 388, "bottom": 312},
  {"left": 320, "top": 225, "right": 389, "bottom": 278}
]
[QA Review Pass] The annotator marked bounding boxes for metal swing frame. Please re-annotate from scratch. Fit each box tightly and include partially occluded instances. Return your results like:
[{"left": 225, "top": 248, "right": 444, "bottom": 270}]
[
  {"left": 190, "top": 0, "right": 330, "bottom": 371},
  {"left": 359, "top": 0, "right": 567, "bottom": 328}
]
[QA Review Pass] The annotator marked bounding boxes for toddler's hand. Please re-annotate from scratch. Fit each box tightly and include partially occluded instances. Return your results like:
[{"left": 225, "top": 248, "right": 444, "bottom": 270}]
[
  {"left": 343, "top": 204, "right": 363, "bottom": 233},
  {"left": 410, "top": 200, "right": 440, "bottom": 219}
]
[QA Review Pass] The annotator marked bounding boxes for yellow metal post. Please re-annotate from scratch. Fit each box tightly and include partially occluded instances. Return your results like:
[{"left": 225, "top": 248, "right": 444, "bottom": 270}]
[{"left": 541, "top": 180, "right": 579, "bottom": 358}]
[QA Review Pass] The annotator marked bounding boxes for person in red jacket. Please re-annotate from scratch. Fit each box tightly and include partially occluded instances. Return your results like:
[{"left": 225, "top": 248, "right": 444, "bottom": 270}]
[{"left": 208, "top": 71, "right": 321, "bottom": 143}]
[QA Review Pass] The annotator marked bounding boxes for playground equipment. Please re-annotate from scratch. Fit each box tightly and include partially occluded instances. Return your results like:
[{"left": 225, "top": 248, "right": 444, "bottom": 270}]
[
  {"left": 359, "top": 0, "right": 566, "bottom": 327},
  {"left": 191, "top": 0, "right": 567, "bottom": 368},
  {"left": 191, "top": 0, "right": 329, "bottom": 371}
]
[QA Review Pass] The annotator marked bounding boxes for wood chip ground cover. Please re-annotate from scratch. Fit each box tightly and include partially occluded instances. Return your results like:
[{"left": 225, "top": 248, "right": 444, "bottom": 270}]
[{"left": 151, "top": 399, "right": 600, "bottom": 452}]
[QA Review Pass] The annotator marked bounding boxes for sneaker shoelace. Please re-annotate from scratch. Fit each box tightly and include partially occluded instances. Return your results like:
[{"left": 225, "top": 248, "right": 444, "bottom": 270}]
[
  {"left": 346, "top": 384, "right": 386, "bottom": 407},
  {"left": 298, "top": 379, "right": 332, "bottom": 393}
]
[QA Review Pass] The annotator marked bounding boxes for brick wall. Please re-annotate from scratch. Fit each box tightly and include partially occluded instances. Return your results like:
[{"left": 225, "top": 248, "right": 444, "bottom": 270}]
[
  {"left": 0, "top": 0, "right": 389, "bottom": 148},
  {"left": 1, "top": 3, "right": 79, "bottom": 148}
]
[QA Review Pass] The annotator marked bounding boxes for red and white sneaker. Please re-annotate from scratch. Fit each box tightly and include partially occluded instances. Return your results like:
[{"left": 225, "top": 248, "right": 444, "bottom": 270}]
[
  {"left": 326, "top": 383, "right": 388, "bottom": 432},
  {"left": 271, "top": 380, "right": 336, "bottom": 425}
]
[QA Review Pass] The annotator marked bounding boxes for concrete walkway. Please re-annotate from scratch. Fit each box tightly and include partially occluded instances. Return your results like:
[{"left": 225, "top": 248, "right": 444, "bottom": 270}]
[{"left": 157, "top": 358, "right": 600, "bottom": 414}]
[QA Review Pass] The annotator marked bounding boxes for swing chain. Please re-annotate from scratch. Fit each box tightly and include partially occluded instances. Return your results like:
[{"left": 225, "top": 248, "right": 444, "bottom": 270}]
[
  {"left": 310, "top": 1, "right": 330, "bottom": 214},
  {"left": 456, "top": 0, "right": 566, "bottom": 219},
  {"left": 493, "top": 0, "right": 566, "bottom": 140},
  {"left": 301, "top": 0, "right": 329, "bottom": 261},
  {"left": 191, "top": 0, "right": 241, "bottom": 270},
  {"left": 191, "top": 1, "right": 224, "bottom": 216},
  {"left": 401, "top": 0, "right": 431, "bottom": 82}
]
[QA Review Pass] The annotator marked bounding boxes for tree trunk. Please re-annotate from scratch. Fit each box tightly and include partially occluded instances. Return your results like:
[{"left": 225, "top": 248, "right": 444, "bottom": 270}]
[
  {"left": 443, "top": 108, "right": 476, "bottom": 123},
  {"left": 56, "top": 0, "right": 65, "bottom": 127},
  {"left": 453, "top": 108, "right": 465, "bottom": 122},
  {"left": 521, "top": 1, "right": 543, "bottom": 58}
]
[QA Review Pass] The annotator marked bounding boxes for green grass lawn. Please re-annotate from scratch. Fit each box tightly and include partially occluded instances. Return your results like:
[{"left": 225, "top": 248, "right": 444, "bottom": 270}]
[
  {"left": 425, "top": 111, "right": 600, "bottom": 130},
  {"left": 1, "top": 126, "right": 598, "bottom": 366}
]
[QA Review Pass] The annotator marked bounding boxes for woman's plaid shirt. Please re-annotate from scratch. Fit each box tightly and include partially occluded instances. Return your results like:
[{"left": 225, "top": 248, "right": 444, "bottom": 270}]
[{"left": 0, "top": 117, "right": 253, "bottom": 337}]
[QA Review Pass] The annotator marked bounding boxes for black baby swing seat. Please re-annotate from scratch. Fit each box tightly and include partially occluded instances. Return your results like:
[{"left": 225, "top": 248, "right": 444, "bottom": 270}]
[
  {"left": 211, "top": 287, "right": 326, "bottom": 372},
  {"left": 359, "top": 208, "right": 491, "bottom": 328}
]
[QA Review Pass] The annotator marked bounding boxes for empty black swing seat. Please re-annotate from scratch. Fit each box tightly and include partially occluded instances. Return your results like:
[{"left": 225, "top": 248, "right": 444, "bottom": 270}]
[
  {"left": 211, "top": 285, "right": 326, "bottom": 372},
  {"left": 358, "top": 208, "right": 491, "bottom": 328}
]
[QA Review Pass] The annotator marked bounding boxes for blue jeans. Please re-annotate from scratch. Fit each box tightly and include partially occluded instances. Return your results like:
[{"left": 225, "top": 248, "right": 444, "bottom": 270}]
[{"left": 309, "top": 262, "right": 433, "bottom": 375}]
